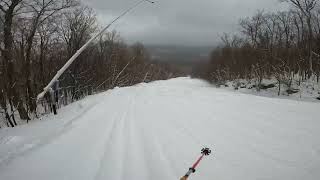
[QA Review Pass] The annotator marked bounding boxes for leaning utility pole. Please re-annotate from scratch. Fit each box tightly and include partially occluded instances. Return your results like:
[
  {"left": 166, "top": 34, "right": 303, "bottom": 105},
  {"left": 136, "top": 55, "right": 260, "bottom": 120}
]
[{"left": 37, "top": 0, "right": 155, "bottom": 101}]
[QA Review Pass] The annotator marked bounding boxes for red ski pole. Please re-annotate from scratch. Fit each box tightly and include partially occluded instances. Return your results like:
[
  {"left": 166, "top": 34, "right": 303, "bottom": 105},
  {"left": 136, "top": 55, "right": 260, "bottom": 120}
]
[{"left": 180, "top": 148, "right": 211, "bottom": 180}]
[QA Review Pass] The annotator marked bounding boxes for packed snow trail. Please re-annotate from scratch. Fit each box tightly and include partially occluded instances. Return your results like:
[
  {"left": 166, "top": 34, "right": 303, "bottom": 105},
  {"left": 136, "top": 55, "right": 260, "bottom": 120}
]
[{"left": 0, "top": 77, "right": 320, "bottom": 180}]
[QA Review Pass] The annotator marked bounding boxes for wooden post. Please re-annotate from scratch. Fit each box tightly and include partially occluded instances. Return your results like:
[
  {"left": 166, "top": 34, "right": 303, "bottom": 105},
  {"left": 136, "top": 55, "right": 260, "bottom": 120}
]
[{"left": 50, "top": 89, "right": 57, "bottom": 115}]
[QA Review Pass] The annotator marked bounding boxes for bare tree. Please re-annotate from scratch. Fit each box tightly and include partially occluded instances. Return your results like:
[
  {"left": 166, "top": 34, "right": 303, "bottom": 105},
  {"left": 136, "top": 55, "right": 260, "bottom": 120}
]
[
  {"left": 282, "top": 0, "right": 317, "bottom": 75},
  {"left": 0, "top": 0, "right": 30, "bottom": 121},
  {"left": 20, "top": 0, "right": 76, "bottom": 114},
  {"left": 240, "top": 11, "right": 264, "bottom": 48},
  {"left": 59, "top": 5, "right": 96, "bottom": 58}
]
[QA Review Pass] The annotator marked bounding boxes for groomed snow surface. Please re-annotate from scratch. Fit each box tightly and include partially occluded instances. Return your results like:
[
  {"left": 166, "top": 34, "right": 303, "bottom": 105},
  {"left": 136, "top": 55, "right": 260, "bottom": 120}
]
[{"left": 0, "top": 77, "right": 320, "bottom": 180}]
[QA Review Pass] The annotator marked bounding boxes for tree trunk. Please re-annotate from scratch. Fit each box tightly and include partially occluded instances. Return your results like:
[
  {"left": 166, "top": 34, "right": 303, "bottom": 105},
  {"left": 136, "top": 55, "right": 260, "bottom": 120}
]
[
  {"left": 25, "top": 17, "right": 40, "bottom": 114},
  {"left": 5, "top": 111, "right": 14, "bottom": 128},
  {"left": 307, "top": 16, "right": 314, "bottom": 78},
  {"left": 1, "top": 0, "right": 30, "bottom": 121},
  {"left": 39, "top": 39, "right": 46, "bottom": 86},
  {"left": 9, "top": 99, "right": 17, "bottom": 126},
  {"left": 278, "top": 80, "right": 281, "bottom": 96}
]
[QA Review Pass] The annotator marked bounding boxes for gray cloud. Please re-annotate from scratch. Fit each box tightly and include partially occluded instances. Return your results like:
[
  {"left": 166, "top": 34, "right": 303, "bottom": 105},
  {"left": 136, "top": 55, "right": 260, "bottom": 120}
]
[{"left": 81, "top": 0, "right": 288, "bottom": 46}]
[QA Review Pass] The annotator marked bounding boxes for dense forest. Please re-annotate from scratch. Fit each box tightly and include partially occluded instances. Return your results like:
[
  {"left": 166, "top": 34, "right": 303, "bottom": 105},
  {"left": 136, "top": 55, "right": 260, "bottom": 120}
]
[
  {"left": 195, "top": 0, "right": 320, "bottom": 97},
  {"left": 0, "top": 0, "right": 182, "bottom": 127}
]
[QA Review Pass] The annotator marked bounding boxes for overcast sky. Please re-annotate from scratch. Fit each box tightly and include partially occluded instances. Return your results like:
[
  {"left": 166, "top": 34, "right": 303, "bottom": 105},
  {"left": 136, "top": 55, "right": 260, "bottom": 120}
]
[{"left": 81, "top": 0, "right": 288, "bottom": 46}]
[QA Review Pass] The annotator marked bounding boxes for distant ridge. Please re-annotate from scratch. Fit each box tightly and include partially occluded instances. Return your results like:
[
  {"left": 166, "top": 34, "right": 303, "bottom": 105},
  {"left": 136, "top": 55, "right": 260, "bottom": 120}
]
[{"left": 146, "top": 45, "right": 213, "bottom": 63}]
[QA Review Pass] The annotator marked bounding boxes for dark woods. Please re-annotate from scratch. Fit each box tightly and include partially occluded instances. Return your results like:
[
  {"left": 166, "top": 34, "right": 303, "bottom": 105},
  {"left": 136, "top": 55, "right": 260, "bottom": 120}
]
[
  {"left": 196, "top": 0, "right": 320, "bottom": 93},
  {"left": 0, "top": 0, "right": 180, "bottom": 127}
]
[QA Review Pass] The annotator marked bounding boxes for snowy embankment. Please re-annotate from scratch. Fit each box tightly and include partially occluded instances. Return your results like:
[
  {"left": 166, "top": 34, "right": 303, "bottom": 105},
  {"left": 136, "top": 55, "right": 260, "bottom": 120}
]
[
  {"left": 221, "top": 78, "right": 320, "bottom": 102},
  {"left": 0, "top": 77, "right": 319, "bottom": 180}
]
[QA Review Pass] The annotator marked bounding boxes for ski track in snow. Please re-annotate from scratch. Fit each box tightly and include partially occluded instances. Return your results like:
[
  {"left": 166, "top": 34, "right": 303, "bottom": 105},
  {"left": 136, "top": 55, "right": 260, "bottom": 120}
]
[{"left": 0, "top": 77, "right": 320, "bottom": 180}]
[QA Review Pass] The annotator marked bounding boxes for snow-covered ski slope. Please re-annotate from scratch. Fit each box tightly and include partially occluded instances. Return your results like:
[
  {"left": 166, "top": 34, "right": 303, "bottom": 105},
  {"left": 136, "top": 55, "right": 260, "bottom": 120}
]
[{"left": 0, "top": 77, "right": 320, "bottom": 180}]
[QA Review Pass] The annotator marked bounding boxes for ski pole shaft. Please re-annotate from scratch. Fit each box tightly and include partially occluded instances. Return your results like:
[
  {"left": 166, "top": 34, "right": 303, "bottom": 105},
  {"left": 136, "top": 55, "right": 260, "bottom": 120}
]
[
  {"left": 180, "top": 148, "right": 211, "bottom": 180},
  {"left": 192, "top": 154, "right": 204, "bottom": 169},
  {"left": 180, "top": 155, "right": 204, "bottom": 180}
]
